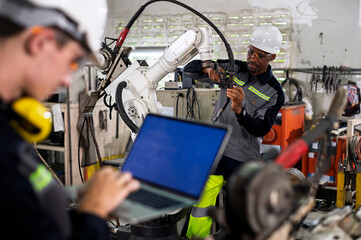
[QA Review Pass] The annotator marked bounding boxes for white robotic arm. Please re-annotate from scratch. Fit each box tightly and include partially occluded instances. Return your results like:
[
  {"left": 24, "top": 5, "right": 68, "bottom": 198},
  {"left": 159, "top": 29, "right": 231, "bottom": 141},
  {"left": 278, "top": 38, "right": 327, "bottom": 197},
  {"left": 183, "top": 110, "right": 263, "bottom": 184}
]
[
  {"left": 146, "top": 27, "right": 212, "bottom": 86},
  {"left": 104, "top": 27, "right": 213, "bottom": 133}
]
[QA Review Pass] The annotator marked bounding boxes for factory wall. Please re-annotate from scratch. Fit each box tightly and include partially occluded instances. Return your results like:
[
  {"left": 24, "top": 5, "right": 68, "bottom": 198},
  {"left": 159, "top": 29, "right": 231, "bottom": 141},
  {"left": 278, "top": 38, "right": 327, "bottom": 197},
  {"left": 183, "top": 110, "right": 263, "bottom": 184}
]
[
  {"left": 106, "top": 0, "right": 361, "bottom": 67},
  {"left": 98, "top": 0, "right": 361, "bottom": 122}
]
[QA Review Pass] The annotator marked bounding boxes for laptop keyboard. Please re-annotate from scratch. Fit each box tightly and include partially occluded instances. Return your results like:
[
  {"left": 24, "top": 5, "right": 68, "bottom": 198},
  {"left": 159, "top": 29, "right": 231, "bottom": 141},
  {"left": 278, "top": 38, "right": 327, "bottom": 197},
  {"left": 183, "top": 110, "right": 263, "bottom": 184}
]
[{"left": 127, "top": 188, "right": 182, "bottom": 209}]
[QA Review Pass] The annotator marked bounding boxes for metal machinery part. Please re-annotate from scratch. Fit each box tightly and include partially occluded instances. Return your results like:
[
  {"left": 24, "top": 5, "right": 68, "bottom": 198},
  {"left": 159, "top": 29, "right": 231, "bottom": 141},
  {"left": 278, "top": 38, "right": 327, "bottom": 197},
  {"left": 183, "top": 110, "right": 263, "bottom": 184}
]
[
  {"left": 103, "top": 27, "right": 213, "bottom": 133},
  {"left": 97, "top": 46, "right": 133, "bottom": 90},
  {"left": 287, "top": 167, "right": 307, "bottom": 186},
  {"left": 303, "top": 206, "right": 361, "bottom": 240},
  {"left": 96, "top": 47, "right": 113, "bottom": 73},
  {"left": 127, "top": 106, "right": 138, "bottom": 119},
  {"left": 206, "top": 87, "right": 349, "bottom": 240},
  {"left": 226, "top": 162, "right": 295, "bottom": 240},
  {"left": 89, "top": 0, "right": 236, "bottom": 135}
]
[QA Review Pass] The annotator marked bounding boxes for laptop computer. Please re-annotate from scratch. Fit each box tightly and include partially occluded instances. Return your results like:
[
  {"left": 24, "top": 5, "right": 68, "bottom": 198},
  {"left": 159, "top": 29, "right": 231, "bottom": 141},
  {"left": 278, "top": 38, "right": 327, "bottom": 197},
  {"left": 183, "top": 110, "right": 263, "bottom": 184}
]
[{"left": 112, "top": 113, "right": 231, "bottom": 223}]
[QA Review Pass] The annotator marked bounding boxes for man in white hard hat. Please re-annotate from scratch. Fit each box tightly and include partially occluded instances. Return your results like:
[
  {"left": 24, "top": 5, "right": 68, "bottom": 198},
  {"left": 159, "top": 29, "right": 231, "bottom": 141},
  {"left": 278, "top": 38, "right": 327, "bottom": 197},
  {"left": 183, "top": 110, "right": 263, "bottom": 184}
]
[
  {"left": 0, "top": 0, "right": 139, "bottom": 239},
  {"left": 184, "top": 24, "right": 285, "bottom": 239}
]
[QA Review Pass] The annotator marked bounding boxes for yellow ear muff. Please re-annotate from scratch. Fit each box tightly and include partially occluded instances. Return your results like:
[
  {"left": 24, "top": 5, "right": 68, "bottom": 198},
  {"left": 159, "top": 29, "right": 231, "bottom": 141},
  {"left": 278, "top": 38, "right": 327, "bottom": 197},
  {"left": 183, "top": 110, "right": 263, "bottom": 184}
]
[{"left": 10, "top": 97, "right": 52, "bottom": 143}]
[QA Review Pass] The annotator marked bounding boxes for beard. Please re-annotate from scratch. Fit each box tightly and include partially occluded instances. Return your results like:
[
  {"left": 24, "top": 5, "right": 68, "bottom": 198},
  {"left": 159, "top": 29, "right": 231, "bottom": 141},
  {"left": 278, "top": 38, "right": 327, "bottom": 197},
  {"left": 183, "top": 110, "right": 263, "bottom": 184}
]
[{"left": 247, "top": 60, "right": 260, "bottom": 74}]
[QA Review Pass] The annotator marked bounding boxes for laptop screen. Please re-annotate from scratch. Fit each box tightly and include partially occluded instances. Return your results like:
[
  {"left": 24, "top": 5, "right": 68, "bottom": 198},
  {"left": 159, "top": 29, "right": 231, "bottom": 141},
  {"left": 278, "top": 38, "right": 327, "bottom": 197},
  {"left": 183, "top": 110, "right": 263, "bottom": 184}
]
[{"left": 121, "top": 114, "right": 228, "bottom": 198}]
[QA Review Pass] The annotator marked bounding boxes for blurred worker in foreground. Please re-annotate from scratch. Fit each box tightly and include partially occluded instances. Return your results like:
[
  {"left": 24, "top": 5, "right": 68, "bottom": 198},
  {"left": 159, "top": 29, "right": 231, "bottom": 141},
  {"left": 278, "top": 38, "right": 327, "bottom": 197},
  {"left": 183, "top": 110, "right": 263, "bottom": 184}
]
[
  {"left": 184, "top": 24, "right": 285, "bottom": 238},
  {"left": 0, "top": 0, "right": 139, "bottom": 239}
]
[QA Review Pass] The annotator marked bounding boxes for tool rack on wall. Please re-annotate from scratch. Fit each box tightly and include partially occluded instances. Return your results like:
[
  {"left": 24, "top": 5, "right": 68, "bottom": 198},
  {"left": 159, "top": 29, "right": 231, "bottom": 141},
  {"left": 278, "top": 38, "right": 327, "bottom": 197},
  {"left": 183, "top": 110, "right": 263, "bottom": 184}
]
[
  {"left": 274, "top": 67, "right": 361, "bottom": 207},
  {"left": 274, "top": 67, "right": 361, "bottom": 86}
]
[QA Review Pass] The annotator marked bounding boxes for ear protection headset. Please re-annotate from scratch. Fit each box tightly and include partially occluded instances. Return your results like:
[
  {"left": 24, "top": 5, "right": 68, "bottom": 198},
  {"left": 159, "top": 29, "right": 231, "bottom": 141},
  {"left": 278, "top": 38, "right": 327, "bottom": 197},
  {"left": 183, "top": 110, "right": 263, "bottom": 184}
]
[{"left": 2, "top": 97, "right": 52, "bottom": 143}]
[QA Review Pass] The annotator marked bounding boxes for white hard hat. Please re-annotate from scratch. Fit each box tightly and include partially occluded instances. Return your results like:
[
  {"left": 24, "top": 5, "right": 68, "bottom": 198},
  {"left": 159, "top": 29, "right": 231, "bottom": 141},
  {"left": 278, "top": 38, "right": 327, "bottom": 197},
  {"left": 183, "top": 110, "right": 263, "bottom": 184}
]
[
  {"left": 249, "top": 24, "right": 282, "bottom": 54},
  {"left": 0, "top": 0, "right": 108, "bottom": 65}
]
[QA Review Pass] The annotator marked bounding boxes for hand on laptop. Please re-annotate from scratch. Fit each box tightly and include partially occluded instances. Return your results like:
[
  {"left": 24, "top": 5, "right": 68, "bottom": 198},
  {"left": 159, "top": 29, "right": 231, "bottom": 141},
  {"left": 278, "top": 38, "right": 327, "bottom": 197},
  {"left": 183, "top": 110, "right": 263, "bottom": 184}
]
[{"left": 77, "top": 167, "right": 140, "bottom": 219}]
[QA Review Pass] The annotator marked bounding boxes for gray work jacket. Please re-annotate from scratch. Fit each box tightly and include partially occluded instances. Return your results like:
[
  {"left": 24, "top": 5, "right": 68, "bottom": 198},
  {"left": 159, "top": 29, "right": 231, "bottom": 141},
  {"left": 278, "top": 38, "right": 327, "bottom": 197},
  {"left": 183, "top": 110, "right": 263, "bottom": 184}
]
[{"left": 184, "top": 60, "right": 285, "bottom": 162}]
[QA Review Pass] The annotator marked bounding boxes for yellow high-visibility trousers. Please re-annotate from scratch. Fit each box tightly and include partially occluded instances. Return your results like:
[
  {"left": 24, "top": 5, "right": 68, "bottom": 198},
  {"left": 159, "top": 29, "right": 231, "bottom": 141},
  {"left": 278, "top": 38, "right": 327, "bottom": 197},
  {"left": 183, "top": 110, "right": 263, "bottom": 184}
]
[{"left": 186, "top": 175, "right": 224, "bottom": 239}]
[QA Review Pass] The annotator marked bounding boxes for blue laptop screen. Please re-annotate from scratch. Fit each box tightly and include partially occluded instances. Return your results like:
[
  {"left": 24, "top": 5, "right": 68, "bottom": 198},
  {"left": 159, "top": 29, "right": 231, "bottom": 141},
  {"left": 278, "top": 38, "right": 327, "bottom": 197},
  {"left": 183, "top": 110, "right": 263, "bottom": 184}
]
[{"left": 121, "top": 114, "right": 227, "bottom": 198}]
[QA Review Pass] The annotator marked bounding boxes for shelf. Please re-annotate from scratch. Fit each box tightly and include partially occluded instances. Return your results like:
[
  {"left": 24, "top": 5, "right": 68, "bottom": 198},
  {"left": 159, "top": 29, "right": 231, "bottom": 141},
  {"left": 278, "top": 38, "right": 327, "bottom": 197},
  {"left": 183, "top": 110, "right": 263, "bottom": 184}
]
[
  {"left": 34, "top": 101, "right": 129, "bottom": 186},
  {"left": 34, "top": 144, "right": 65, "bottom": 152}
]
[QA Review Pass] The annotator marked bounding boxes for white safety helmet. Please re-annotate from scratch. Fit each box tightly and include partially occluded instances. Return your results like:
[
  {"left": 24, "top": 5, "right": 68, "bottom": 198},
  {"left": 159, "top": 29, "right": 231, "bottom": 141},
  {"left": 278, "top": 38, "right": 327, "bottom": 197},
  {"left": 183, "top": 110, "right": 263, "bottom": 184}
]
[
  {"left": 0, "top": 0, "right": 108, "bottom": 65},
  {"left": 249, "top": 24, "right": 282, "bottom": 54}
]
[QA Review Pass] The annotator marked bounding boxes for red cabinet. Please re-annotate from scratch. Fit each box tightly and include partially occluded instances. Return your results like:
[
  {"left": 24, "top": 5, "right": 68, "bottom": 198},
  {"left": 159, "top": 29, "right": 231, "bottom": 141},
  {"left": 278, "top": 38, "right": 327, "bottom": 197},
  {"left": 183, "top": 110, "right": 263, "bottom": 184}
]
[{"left": 262, "top": 104, "right": 305, "bottom": 150}]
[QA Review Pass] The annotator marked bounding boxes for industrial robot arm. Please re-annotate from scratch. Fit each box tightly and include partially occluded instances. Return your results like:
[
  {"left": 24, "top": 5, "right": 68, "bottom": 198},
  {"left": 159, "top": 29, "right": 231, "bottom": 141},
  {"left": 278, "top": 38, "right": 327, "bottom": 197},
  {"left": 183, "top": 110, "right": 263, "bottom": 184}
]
[
  {"left": 102, "top": 27, "right": 213, "bottom": 134},
  {"left": 88, "top": 0, "right": 235, "bottom": 135}
]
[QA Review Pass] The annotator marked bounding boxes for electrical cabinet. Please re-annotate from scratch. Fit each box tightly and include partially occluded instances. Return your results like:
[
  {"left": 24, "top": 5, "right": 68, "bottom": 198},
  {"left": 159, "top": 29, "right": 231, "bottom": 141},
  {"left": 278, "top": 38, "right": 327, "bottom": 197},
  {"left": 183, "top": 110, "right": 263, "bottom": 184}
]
[
  {"left": 262, "top": 104, "right": 305, "bottom": 150},
  {"left": 156, "top": 88, "right": 219, "bottom": 121},
  {"left": 301, "top": 137, "right": 347, "bottom": 187}
]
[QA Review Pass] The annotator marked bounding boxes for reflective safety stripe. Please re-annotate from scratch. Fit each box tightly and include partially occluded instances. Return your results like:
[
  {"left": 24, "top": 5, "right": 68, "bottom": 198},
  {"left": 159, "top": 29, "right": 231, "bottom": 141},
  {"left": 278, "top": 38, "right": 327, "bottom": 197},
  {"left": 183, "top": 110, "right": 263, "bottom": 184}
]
[
  {"left": 226, "top": 74, "right": 244, "bottom": 87},
  {"left": 191, "top": 206, "right": 213, "bottom": 218},
  {"left": 29, "top": 164, "right": 52, "bottom": 191},
  {"left": 233, "top": 76, "right": 245, "bottom": 86},
  {"left": 248, "top": 86, "right": 270, "bottom": 101},
  {"left": 187, "top": 175, "right": 224, "bottom": 239}
]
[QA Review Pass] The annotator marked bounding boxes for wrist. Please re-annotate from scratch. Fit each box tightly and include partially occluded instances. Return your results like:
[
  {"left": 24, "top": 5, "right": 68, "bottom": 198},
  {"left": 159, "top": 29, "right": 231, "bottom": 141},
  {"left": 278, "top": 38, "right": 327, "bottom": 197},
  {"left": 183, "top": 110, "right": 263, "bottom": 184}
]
[
  {"left": 234, "top": 107, "right": 242, "bottom": 115},
  {"left": 235, "top": 108, "right": 246, "bottom": 120},
  {"left": 78, "top": 202, "right": 108, "bottom": 219},
  {"left": 201, "top": 60, "right": 213, "bottom": 69}
]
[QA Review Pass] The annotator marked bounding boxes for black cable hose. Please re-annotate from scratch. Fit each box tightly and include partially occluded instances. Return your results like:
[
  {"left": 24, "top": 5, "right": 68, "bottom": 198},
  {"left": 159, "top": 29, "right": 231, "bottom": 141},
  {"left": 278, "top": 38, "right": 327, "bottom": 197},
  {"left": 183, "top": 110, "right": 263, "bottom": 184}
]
[
  {"left": 176, "top": 93, "right": 183, "bottom": 117},
  {"left": 281, "top": 78, "right": 303, "bottom": 103},
  {"left": 77, "top": 119, "right": 118, "bottom": 227},
  {"left": 196, "top": 93, "right": 201, "bottom": 119},
  {"left": 215, "top": 97, "right": 230, "bottom": 122},
  {"left": 185, "top": 87, "right": 201, "bottom": 120},
  {"left": 115, "top": 81, "right": 139, "bottom": 133},
  {"left": 186, "top": 88, "right": 192, "bottom": 118},
  {"left": 112, "top": 0, "right": 235, "bottom": 126},
  {"left": 349, "top": 136, "right": 359, "bottom": 171},
  {"left": 111, "top": 0, "right": 228, "bottom": 88},
  {"left": 99, "top": 91, "right": 106, "bottom": 98},
  {"left": 103, "top": 94, "right": 114, "bottom": 120},
  {"left": 126, "top": 0, "right": 234, "bottom": 74},
  {"left": 78, "top": 117, "right": 86, "bottom": 183}
]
